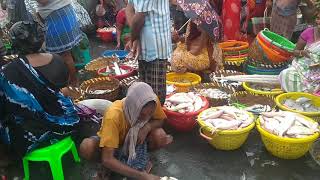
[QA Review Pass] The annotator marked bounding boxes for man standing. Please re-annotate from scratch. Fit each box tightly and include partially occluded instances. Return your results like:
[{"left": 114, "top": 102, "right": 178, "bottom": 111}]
[{"left": 126, "top": 0, "right": 172, "bottom": 105}]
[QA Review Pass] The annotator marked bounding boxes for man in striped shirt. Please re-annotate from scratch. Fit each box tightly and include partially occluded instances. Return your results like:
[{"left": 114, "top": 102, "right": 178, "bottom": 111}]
[{"left": 126, "top": 0, "right": 172, "bottom": 105}]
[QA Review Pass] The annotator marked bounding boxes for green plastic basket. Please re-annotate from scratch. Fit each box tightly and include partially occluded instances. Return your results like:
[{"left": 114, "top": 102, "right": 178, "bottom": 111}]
[{"left": 260, "top": 29, "right": 296, "bottom": 52}]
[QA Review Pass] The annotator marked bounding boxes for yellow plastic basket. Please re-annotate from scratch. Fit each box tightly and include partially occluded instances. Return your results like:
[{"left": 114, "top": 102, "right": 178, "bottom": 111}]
[
  {"left": 275, "top": 92, "right": 320, "bottom": 117},
  {"left": 197, "top": 108, "right": 255, "bottom": 150},
  {"left": 256, "top": 115, "right": 319, "bottom": 159},
  {"left": 243, "top": 82, "right": 283, "bottom": 96},
  {"left": 166, "top": 72, "right": 202, "bottom": 92}
]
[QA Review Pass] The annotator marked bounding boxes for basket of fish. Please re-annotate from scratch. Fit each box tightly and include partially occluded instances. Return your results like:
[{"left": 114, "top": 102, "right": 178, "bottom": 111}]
[
  {"left": 163, "top": 92, "right": 209, "bottom": 132},
  {"left": 166, "top": 72, "right": 202, "bottom": 93},
  {"left": 243, "top": 82, "right": 283, "bottom": 96},
  {"left": 97, "top": 64, "right": 137, "bottom": 80},
  {"left": 192, "top": 82, "right": 235, "bottom": 107},
  {"left": 197, "top": 106, "right": 255, "bottom": 150},
  {"left": 80, "top": 77, "right": 120, "bottom": 102},
  {"left": 85, "top": 57, "right": 118, "bottom": 77},
  {"left": 209, "top": 70, "right": 245, "bottom": 91},
  {"left": 257, "top": 111, "right": 319, "bottom": 159},
  {"left": 275, "top": 92, "right": 320, "bottom": 118},
  {"left": 61, "top": 86, "right": 84, "bottom": 103},
  {"left": 229, "top": 91, "right": 275, "bottom": 115}
]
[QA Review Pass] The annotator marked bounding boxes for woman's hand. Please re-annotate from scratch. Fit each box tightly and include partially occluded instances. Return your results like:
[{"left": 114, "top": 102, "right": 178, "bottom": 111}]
[
  {"left": 294, "top": 50, "right": 310, "bottom": 58},
  {"left": 116, "top": 42, "right": 121, "bottom": 50},
  {"left": 172, "top": 30, "right": 180, "bottom": 43},
  {"left": 139, "top": 172, "right": 160, "bottom": 180},
  {"left": 137, "top": 123, "right": 151, "bottom": 144}
]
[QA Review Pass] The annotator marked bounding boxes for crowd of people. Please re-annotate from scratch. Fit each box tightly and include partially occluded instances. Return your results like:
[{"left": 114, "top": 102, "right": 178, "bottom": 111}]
[{"left": 0, "top": 0, "right": 319, "bottom": 179}]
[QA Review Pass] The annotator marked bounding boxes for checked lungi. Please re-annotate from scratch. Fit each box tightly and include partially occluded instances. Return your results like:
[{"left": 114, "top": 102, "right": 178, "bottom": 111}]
[{"left": 138, "top": 59, "right": 167, "bottom": 105}]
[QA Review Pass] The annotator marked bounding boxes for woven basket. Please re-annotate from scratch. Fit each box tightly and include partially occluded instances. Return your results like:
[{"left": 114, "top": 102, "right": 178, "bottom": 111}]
[
  {"left": 230, "top": 91, "right": 275, "bottom": 109},
  {"left": 80, "top": 77, "right": 120, "bottom": 101},
  {"left": 120, "top": 76, "right": 140, "bottom": 95},
  {"left": 245, "top": 58, "right": 290, "bottom": 69},
  {"left": 192, "top": 82, "right": 235, "bottom": 107},
  {"left": 84, "top": 57, "right": 118, "bottom": 77},
  {"left": 209, "top": 70, "right": 246, "bottom": 91},
  {"left": 63, "top": 86, "right": 84, "bottom": 103}
]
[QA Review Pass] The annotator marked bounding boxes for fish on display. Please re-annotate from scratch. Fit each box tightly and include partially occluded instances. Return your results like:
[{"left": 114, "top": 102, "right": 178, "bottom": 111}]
[
  {"left": 198, "top": 88, "right": 230, "bottom": 99},
  {"left": 199, "top": 106, "right": 254, "bottom": 132},
  {"left": 283, "top": 97, "right": 320, "bottom": 112},
  {"left": 244, "top": 104, "right": 272, "bottom": 114},
  {"left": 260, "top": 111, "right": 319, "bottom": 138},
  {"left": 164, "top": 92, "right": 205, "bottom": 114}
]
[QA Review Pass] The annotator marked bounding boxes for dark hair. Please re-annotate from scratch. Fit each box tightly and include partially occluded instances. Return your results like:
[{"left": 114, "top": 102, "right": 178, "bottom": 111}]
[
  {"left": 9, "top": 21, "right": 45, "bottom": 55},
  {"left": 143, "top": 100, "right": 157, "bottom": 109}
]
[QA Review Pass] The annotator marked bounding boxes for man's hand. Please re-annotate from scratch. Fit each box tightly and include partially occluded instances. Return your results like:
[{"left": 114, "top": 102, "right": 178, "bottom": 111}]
[
  {"left": 139, "top": 172, "right": 160, "bottom": 180},
  {"left": 137, "top": 123, "right": 151, "bottom": 144},
  {"left": 131, "top": 40, "right": 141, "bottom": 59}
]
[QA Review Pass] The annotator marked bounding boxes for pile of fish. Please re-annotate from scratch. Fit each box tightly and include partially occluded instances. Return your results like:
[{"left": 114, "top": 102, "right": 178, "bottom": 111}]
[
  {"left": 200, "top": 106, "right": 254, "bottom": 131},
  {"left": 164, "top": 92, "right": 205, "bottom": 113},
  {"left": 198, "top": 88, "right": 230, "bottom": 99},
  {"left": 100, "top": 62, "right": 128, "bottom": 76},
  {"left": 260, "top": 111, "right": 319, "bottom": 138},
  {"left": 283, "top": 97, "right": 320, "bottom": 112},
  {"left": 88, "top": 89, "right": 112, "bottom": 95},
  {"left": 249, "top": 83, "right": 280, "bottom": 91}
]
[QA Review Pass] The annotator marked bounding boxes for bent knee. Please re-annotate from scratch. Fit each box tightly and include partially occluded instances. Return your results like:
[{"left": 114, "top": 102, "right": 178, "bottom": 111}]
[{"left": 79, "top": 137, "right": 99, "bottom": 160}]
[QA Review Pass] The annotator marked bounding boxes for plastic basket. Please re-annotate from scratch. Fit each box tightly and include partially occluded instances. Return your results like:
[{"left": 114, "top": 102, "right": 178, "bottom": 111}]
[
  {"left": 102, "top": 50, "right": 129, "bottom": 60},
  {"left": 197, "top": 108, "right": 255, "bottom": 150},
  {"left": 219, "top": 41, "right": 249, "bottom": 52},
  {"left": 256, "top": 116, "right": 319, "bottom": 159},
  {"left": 260, "top": 29, "right": 296, "bottom": 52},
  {"left": 243, "top": 82, "right": 283, "bottom": 96},
  {"left": 97, "top": 65, "right": 137, "bottom": 80},
  {"left": 257, "top": 33, "right": 292, "bottom": 58},
  {"left": 256, "top": 36, "right": 290, "bottom": 63},
  {"left": 166, "top": 72, "right": 202, "bottom": 92},
  {"left": 275, "top": 92, "right": 320, "bottom": 117},
  {"left": 163, "top": 95, "right": 209, "bottom": 132}
]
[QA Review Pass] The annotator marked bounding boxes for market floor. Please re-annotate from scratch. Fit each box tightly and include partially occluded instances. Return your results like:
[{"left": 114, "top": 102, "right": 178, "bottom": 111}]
[{"left": 3, "top": 36, "right": 320, "bottom": 180}]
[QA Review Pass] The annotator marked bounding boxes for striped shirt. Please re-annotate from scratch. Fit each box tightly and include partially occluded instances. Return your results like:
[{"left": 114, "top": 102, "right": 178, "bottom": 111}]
[{"left": 128, "top": 0, "right": 172, "bottom": 62}]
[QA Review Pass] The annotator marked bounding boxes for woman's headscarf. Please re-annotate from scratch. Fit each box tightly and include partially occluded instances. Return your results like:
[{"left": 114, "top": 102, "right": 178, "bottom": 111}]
[{"left": 122, "top": 82, "right": 157, "bottom": 161}]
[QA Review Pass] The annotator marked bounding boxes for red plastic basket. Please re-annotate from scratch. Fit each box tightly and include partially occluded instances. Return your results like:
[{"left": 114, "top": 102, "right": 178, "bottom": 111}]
[
  {"left": 97, "top": 65, "right": 137, "bottom": 80},
  {"left": 97, "top": 30, "right": 113, "bottom": 42},
  {"left": 163, "top": 95, "right": 209, "bottom": 132}
]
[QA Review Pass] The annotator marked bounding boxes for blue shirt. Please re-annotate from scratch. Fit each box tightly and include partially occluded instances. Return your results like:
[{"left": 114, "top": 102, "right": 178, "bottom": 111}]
[{"left": 128, "top": 0, "right": 172, "bottom": 62}]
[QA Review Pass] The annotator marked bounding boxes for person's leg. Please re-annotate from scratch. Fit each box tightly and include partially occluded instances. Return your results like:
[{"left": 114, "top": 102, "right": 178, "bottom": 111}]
[
  {"left": 79, "top": 137, "right": 101, "bottom": 162},
  {"left": 145, "top": 59, "right": 167, "bottom": 105},
  {"left": 59, "top": 51, "right": 78, "bottom": 86},
  {"left": 147, "top": 128, "right": 173, "bottom": 151}
]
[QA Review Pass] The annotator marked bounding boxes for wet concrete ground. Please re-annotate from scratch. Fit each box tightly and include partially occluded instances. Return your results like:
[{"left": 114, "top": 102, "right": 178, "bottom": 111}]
[{"left": 3, "top": 36, "right": 320, "bottom": 180}]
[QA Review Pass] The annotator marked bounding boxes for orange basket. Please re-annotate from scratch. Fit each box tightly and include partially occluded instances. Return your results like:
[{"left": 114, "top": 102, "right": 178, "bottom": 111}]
[{"left": 256, "top": 36, "right": 289, "bottom": 63}]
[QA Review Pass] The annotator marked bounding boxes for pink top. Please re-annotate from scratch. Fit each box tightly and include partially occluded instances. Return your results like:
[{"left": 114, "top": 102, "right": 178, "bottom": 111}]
[{"left": 300, "top": 27, "right": 315, "bottom": 46}]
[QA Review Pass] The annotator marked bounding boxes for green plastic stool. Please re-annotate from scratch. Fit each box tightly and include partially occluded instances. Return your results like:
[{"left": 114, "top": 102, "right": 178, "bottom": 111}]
[{"left": 23, "top": 136, "right": 80, "bottom": 180}]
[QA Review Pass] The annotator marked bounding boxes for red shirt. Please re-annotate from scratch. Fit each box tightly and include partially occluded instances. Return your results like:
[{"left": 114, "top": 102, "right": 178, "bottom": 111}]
[{"left": 116, "top": 9, "right": 127, "bottom": 26}]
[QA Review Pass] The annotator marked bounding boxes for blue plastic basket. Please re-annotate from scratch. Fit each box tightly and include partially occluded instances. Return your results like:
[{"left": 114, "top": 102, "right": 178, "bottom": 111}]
[{"left": 102, "top": 50, "right": 129, "bottom": 60}]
